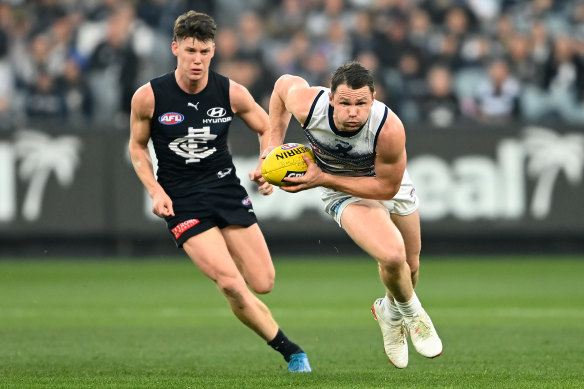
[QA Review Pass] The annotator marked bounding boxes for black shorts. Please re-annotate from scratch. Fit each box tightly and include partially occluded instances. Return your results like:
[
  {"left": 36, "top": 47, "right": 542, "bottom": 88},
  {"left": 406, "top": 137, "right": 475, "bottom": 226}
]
[{"left": 164, "top": 182, "right": 257, "bottom": 248}]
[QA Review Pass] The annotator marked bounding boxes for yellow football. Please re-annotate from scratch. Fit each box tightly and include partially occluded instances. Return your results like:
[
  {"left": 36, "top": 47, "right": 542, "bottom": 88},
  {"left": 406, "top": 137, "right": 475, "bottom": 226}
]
[{"left": 261, "top": 143, "right": 316, "bottom": 186}]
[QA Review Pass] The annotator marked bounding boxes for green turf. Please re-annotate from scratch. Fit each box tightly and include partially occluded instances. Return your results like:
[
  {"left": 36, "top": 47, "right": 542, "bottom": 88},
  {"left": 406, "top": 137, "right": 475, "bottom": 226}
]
[{"left": 1, "top": 256, "right": 583, "bottom": 388}]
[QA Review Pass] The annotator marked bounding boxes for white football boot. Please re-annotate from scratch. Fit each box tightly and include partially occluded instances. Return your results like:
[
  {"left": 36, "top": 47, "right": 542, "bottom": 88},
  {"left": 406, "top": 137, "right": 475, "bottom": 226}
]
[
  {"left": 371, "top": 298, "right": 408, "bottom": 369},
  {"left": 403, "top": 309, "right": 443, "bottom": 358}
]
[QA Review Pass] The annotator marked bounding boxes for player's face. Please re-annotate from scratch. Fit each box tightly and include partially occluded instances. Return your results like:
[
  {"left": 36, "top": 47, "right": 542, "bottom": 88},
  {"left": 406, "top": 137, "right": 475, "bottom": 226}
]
[
  {"left": 172, "top": 37, "right": 215, "bottom": 82},
  {"left": 329, "top": 84, "right": 375, "bottom": 131}
]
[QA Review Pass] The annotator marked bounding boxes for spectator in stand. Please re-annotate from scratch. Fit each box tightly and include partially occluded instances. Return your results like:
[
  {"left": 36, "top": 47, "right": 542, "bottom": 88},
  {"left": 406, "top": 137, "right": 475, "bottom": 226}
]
[
  {"left": 57, "top": 56, "right": 93, "bottom": 125},
  {"left": 237, "top": 12, "right": 265, "bottom": 63},
  {"left": 321, "top": 19, "right": 352, "bottom": 71},
  {"left": 24, "top": 69, "right": 67, "bottom": 125},
  {"left": 472, "top": 58, "right": 521, "bottom": 123},
  {"left": 443, "top": 5, "right": 474, "bottom": 39},
  {"left": 17, "top": 33, "right": 52, "bottom": 89},
  {"left": 373, "top": 14, "right": 413, "bottom": 69},
  {"left": 86, "top": 3, "right": 139, "bottom": 128},
  {"left": 507, "top": 33, "right": 540, "bottom": 85},
  {"left": 212, "top": 28, "right": 239, "bottom": 67},
  {"left": 418, "top": 65, "right": 461, "bottom": 128},
  {"left": 396, "top": 50, "right": 427, "bottom": 121},
  {"left": 541, "top": 36, "right": 584, "bottom": 123},
  {"left": 45, "top": 14, "right": 78, "bottom": 78},
  {"left": 542, "top": 36, "right": 584, "bottom": 103},
  {"left": 407, "top": 8, "right": 433, "bottom": 57},
  {"left": 351, "top": 10, "right": 375, "bottom": 57},
  {"left": 270, "top": 30, "right": 310, "bottom": 76},
  {"left": 265, "top": 0, "right": 306, "bottom": 39},
  {"left": 494, "top": 12, "right": 516, "bottom": 52},
  {"left": 299, "top": 48, "right": 331, "bottom": 87},
  {"left": 460, "top": 34, "right": 498, "bottom": 69},
  {"left": 429, "top": 32, "right": 463, "bottom": 72},
  {"left": 305, "top": 0, "right": 353, "bottom": 40},
  {"left": 529, "top": 20, "right": 552, "bottom": 67}
]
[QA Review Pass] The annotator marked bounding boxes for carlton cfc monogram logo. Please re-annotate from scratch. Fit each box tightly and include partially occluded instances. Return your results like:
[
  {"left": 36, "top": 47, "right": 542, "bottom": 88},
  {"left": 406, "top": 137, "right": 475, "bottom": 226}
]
[{"left": 207, "top": 107, "right": 226, "bottom": 118}]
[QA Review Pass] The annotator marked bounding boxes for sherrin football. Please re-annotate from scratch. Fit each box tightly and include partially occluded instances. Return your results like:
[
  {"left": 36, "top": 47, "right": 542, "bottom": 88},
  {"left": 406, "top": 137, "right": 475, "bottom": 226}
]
[{"left": 261, "top": 143, "right": 316, "bottom": 186}]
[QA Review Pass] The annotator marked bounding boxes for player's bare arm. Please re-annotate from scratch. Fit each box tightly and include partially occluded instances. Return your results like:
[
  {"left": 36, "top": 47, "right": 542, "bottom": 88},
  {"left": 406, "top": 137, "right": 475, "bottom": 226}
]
[
  {"left": 129, "top": 83, "right": 175, "bottom": 217},
  {"left": 282, "top": 111, "right": 406, "bottom": 200},
  {"left": 269, "top": 75, "right": 322, "bottom": 147},
  {"left": 229, "top": 80, "right": 274, "bottom": 195}
]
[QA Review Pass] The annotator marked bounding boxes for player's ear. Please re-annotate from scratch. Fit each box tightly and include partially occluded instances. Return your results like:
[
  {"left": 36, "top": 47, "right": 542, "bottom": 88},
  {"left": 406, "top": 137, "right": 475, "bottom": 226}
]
[
  {"left": 372, "top": 90, "right": 376, "bottom": 104},
  {"left": 328, "top": 92, "right": 334, "bottom": 105},
  {"left": 171, "top": 40, "right": 179, "bottom": 56}
]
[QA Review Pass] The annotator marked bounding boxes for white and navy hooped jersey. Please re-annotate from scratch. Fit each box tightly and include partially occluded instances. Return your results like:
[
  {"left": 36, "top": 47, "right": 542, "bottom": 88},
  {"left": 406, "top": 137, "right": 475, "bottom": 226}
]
[
  {"left": 302, "top": 88, "right": 389, "bottom": 177},
  {"left": 150, "top": 70, "right": 237, "bottom": 197}
]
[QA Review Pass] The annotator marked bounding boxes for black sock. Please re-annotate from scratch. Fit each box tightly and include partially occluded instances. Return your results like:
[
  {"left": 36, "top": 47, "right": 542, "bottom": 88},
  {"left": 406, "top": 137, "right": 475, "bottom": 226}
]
[{"left": 267, "top": 329, "right": 304, "bottom": 362}]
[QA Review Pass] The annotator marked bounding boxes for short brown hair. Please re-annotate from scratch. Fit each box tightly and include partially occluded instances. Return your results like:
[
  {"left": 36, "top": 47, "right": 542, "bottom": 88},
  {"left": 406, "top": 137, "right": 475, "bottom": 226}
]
[
  {"left": 173, "top": 10, "right": 217, "bottom": 42},
  {"left": 330, "top": 61, "right": 375, "bottom": 94}
]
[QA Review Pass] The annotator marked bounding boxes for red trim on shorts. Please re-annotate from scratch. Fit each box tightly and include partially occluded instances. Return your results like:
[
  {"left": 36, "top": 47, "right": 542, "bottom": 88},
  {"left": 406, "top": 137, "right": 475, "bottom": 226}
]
[{"left": 171, "top": 219, "right": 200, "bottom": 239}]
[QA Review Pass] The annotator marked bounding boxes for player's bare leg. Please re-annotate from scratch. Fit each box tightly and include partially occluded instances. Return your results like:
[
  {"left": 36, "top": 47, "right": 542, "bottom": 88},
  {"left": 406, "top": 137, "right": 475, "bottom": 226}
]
[
  {"left": 341, "top": 200, "right": 411, "bottom": 367},
  {"left": 183, "top": 227, "right": 278, "bottom": 339},
  {"left": 341, "top": 200, "right": 413, "bottom": 302},
  {"left": 371, "top": 210, "right": 425, "bottom": 367},
  {"left": 388, "top": 210, "right": 441, "bottom": 359},
  {"left": 221, "top": 224, "right": 275, "bottom": 294},
  {"left": 376, "top": 210, "right": 423, "bottom": 321},
  {"left": 342, "top": 201, "right": 442, "bottom": 364},
  {"left": 391, "top": 211, "right": 421, "bottom": 288},
  {"left": 183, "top": 226, "right": 311, "bottom": 372}
]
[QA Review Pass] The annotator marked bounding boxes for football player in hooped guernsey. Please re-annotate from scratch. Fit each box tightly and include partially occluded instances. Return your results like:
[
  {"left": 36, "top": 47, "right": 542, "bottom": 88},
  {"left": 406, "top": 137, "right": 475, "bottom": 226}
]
[
  {"left": 128, "top": 10, "right": 311, "bottom": 372},
  {"left": 267, "top": 61, "right": 443, "bottom": 369}
]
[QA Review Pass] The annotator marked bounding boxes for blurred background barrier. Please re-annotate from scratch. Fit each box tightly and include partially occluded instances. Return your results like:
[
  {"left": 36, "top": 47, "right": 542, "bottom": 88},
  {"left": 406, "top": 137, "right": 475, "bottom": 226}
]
[{"left": 1, "top": 121, "right": 583, "bottom": 257}]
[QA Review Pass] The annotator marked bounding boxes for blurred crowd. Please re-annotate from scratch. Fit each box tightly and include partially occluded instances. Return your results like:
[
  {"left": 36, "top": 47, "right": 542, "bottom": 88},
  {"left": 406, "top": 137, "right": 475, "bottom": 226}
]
[{"left": 0, "top": 0, "right": 583, "bottom": 131}]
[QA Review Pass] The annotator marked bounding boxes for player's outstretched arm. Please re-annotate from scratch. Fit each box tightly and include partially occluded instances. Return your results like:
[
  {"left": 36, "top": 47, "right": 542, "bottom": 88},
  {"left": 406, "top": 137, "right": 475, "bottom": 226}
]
[
  {"left": 129, "top": 83, "right": 174, "bottom": 217},
  {"left": 229, "top": 80, "right": 274, "bottom": 195}
]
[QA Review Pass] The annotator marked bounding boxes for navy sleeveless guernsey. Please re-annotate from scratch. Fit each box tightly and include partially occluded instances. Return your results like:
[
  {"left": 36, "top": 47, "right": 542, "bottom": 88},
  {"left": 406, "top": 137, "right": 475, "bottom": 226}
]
[{"left": 150, "top": 70, "right": 237, "bottom": 198}]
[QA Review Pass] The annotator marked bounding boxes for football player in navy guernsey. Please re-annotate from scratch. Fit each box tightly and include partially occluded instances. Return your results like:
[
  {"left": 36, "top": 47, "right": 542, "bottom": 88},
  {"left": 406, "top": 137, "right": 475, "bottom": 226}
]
[
  {"left": 128, "top": 10, "right": 310, "bottom": 373},
  {"left": 267, "top": 61, "right": 443, "bottom": 369}
]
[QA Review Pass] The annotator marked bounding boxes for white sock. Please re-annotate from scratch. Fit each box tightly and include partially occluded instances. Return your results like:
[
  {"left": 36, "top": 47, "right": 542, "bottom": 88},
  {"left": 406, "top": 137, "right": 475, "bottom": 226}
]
[
  {"left": 384, "top": 296, "right": 403, "bottom": 322},
  {"left": 394, "top": 292, "right": 422, "bottom": 317}
]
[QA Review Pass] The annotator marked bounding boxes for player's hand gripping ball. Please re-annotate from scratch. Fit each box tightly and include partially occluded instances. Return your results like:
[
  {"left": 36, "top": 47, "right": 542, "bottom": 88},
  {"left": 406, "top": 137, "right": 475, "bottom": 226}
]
[{"left": 261, "top": 143, "right": 316, "bottom": 186}]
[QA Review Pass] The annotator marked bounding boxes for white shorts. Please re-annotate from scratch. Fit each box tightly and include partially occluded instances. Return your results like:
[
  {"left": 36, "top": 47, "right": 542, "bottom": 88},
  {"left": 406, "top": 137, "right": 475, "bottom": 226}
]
[{"left": 321, "top": 170, "right": 419, "bottom": 228}]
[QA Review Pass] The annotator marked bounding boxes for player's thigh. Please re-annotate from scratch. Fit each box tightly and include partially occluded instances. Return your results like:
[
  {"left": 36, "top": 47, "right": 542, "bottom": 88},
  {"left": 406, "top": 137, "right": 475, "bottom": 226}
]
[
  {"left": 341, "top": 200, "right": 406, "bottom": 265},
  {"left": 390, "top": 210, "right": 421, "bottom": 273},
  {"left": 182, "top": 227, "right": 246, "bottom": 289},
  {"left": 221, "top": 223, "right": 275, "bottom": 293}
]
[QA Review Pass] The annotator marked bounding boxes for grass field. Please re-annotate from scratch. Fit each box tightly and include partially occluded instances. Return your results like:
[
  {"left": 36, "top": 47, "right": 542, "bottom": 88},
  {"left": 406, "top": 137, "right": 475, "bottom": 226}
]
[{"left": 1, "top": 256, "right": 583, "bottom": 388}]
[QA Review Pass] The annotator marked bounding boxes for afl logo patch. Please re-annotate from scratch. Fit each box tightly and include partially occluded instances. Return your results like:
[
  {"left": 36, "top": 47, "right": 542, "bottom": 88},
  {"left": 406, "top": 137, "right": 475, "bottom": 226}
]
[
  {"left": 207, "top": 107, "right": 226, "bottom": 118},
  {"left": 281, "top": 143, "right": 300, "bottom": 150},
  {"left": 159, "top": 112, "right": 184, "bottom": 125},
  {"left": 241, "top": 196, "right": 252, "bottom": 206}
]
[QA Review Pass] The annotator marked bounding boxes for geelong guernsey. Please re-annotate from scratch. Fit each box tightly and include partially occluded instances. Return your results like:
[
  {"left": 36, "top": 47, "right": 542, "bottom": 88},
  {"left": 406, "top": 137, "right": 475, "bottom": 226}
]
[
  {"left": 302, "top": 88, "right": 389, "bottom": 177},
  {"left": 150, "top": 71, "right": 236, "bottom": 197}
]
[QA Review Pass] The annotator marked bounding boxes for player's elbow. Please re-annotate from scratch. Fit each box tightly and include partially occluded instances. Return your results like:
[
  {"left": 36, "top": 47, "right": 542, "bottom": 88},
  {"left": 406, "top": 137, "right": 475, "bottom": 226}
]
[
  {"left": 274, "top": 74, "right": 304, "bottom": 95},
  {"left": 274, "top": 75, "right": 291, "bottom": 95},
  {"left": 377, "top": 184, "right": 400, "bottom": 201}
]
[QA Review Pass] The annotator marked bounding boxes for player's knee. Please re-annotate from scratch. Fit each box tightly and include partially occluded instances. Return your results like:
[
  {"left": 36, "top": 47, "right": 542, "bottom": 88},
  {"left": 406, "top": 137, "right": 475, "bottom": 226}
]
[
  {"left": 250, "top": 278, "right": 274, "bottom": 294},
  {"left": 247, "top": 266, "right": 275, "bottom": 294},
  {"left": 377, "top": 247, "right": 406, "bottom": 272}
]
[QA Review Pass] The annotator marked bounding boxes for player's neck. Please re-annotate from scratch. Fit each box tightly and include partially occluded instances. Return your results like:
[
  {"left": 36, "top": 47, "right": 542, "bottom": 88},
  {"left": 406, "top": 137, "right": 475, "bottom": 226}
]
[{"left": 174, "top": 69, "right": 208, "bottom": 94}]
